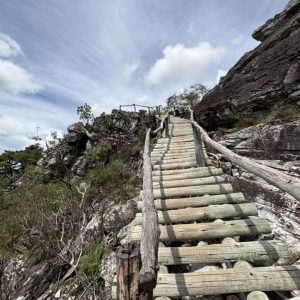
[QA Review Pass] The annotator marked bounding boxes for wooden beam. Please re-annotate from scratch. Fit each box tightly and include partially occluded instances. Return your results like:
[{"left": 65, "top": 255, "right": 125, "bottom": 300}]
[
  {"left": 152, "top": 266, "right": 300, "bottom": 297},
  {"left": 192, "top": 122, "right": 300, "bottom": 201},
  {"left": 130, "top": 218, "right": 271, "bottom": 242},
  {"left": 140, "top": 128, "right": 160, "bottom": 293},
  {"left": 152, "top": 168, "right": 223, "bottom": 181},
  {"left": 152, "top": 176, "right": 225, "bottom": 189},
  {"left": 156, "top": 240, "right": 289, "bottom": 265},
  {"left": 134, "top": 203, "right": 257, "bottom": 224},
  {"left": 153, "top": 183, "right": 233, "bottom": 199},
  {"left": 137, "top": 193, "right": 246, "bottom": 211},
  {"left": 152, "top": 166, "right": 219, "bottom": 176}
]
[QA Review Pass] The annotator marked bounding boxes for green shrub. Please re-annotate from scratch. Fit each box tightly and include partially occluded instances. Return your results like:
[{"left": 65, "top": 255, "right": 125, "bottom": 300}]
[
  {"left": 79, "top": 240, "right": 107, "bottom": 276},
  {"left": 0, "top": 169, "right": 69, "bottom": 257},
  {"left": 89, "top": 141, "right": 113, "bottom": 164}
]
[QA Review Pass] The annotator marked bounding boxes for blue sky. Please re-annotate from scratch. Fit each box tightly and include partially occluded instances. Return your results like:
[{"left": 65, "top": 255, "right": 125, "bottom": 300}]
[{"left": 0, "top": 0, "right": 288, "bottom": 152}]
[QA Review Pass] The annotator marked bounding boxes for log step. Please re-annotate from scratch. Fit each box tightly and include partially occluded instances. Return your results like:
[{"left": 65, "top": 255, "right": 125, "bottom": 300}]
[
  {"left": 152, "top": 176, "right": 225, "bottom": 189},
  {"left": 153, "top": 183, "right": 233, "bottom": 199},
  {"left": 152, "top": 266, "right": 300, "bottom": 297},
  {"left": 151, "top": 157, "right": 196, "bottom": 166},
  {"left": 152, "top": 161, "right": 197, "bottom": 171},
  {"left": 137, "top": 193, "right": 246, "bottom": 211},
  {"left": 130, "top": 218, "right": 271, "bottom": 242},
  {"left": 157, "top": 136, "right": 194, "bottom": 143},
  {"left": 134, "top": 203, "right": 257, "bottom": 224},
  {"left": 152, "top": 166, "right": 219, "bottom": 176},
  {"left": 152, "top": 168, "right": 223, "bottom": 181},
  {"left": 158, "top": 240, "right": 290, "bottom": 265},
  {"left": 111, "top": 266, "right": 300, "bottom": 299},
  {"left": 151, "top": 153, "right": 196, "bottom": 160}
]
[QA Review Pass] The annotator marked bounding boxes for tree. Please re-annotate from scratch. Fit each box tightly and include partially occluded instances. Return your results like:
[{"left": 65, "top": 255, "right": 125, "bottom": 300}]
[{"left": 77, "top": 103, "right": 94, "bottom": 125}]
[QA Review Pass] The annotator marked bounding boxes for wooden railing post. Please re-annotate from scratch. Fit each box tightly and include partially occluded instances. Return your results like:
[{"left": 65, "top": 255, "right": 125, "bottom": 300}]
[
  {"left": 119, "top": 105, "right": 122, "bottom": 111},
  {"left": 133, "top": 104, "right": 136, "bottom": 112},
  {"left": 164, "top": 115, "right": 169, "bottom": 137},
  {"left": 116, "top": 243, "right": 140, "bottom": 300}
]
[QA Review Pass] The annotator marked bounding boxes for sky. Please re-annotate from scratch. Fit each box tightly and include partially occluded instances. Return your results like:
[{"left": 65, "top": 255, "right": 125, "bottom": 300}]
[{"left": 0, "top": 0, "right": 288, "bottom": 152}]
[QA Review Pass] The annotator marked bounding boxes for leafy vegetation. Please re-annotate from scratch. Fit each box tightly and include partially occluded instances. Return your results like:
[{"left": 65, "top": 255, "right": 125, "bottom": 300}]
[
  {"left": 77, "top": 102, "right": 94, "bottom": 125},
  {"left": 0, "top": 166, "right": 69, "bottom": 257}
]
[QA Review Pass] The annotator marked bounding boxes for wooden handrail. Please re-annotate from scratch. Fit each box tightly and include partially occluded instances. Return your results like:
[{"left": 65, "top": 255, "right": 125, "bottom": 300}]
[
  {"left": 190, "top": 119, "right": 300, "bottom": 202},
  {"left": 139, "top": 111, "right": 169, "bottom": 298},
  {"left": 119, "top": 104, "right": 162, "bottom": 115},
  {"left": 139, "top": 128, "right": 159, "bottom": 298}
]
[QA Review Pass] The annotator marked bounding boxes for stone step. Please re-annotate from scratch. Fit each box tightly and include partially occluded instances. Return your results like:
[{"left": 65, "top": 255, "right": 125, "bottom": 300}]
[{"left": 134, "top": 203, "right": 257, "bottom": 224}]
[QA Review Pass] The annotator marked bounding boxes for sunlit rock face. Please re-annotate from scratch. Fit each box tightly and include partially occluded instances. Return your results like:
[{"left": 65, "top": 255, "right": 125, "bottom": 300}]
[{"left": 194, "top": 0, "right": 300, "bottom": 131}]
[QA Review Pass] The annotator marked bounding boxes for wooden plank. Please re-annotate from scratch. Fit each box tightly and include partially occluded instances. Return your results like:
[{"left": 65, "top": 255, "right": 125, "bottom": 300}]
[
  {"left": 152, "top": 168, "right": 223, "bottom": 181},
  {"left": 152, "top": 176, "right": 225, "bottom": 189},
  {"left": 193, "top": 122, "right": 300, "bottom": 202},
  {"left": 152, "top": 166, "right": 219, "bottom": 176},
  {"left": 153, "top": 183, "right": 233, "bottom": 198},
  {"left": 153, "top": 161, "right": 197, "bottom": 171},
  {"left": 135, "top": 203, "right": 258, "bottom": 224},
  {"left": 157, "top": 240, "right": 290, "bottom": 265},
  {"left": 151, "top": 148, "right": 196, "bottom": 155},
  {"left": 157, "top": 136, "right": 194, "bottom": 143},
  {"left": 151, "top": 266, "right": 300, "bottom": 297},
  {"left": 140, "top": 128, "right": 159, "bottom": 292},
  {"left": 130, "top": 218, "right": 271, "bottom": 242},
  {"left": 151, "top": 157, "right": 196, "bottom": 166},
  {"left": 154, "top": 141, "right": 195, "bottom": 148},
  {"left": 151, "top": 153, "right": 196, "bottom": 160},
  {"left": 137, "top": 193, "right": 246, "bottom": 211}
]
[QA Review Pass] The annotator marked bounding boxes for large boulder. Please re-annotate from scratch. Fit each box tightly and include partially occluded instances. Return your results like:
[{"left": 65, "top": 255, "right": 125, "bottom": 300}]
[{"left": 194, "top": 0, "right": 300, "bottom": 130}]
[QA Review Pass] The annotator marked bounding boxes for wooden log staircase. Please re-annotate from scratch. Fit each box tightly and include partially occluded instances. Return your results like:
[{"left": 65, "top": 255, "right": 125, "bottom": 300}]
[{"left": 114, "top": 111, "right": 300, "bottom": 300}]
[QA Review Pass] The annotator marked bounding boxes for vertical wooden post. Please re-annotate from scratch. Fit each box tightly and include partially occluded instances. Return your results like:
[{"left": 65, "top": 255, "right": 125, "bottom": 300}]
[
  {"left": 116, "top": 243, "right": 140, "bottom": 300},
  {"left": 133, "top": 104, "right": 136, "bottom": 112},
  {"left": 164, "top": 115, "right": 169, "bottom": 137},
  {"left": 119, "top": 105, "right": 122, "bottom": 111},
  {"left": 158, "top": 106, "right": 161, "bottom": 117},
  {"left": 148, "top": 107, "right": 150, "bottom": 114}
]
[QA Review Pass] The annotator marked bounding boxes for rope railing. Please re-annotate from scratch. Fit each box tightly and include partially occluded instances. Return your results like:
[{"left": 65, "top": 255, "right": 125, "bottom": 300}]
[{"left": 116, "top": 111, "right": 169, "bottom": 300}]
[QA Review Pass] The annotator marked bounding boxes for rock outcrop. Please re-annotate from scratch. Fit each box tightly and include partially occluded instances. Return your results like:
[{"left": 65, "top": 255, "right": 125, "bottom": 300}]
[
  {"left": 215, "top": 120, "right": 300, "bottom": 159},
  {"left": 194, "top": 0, "right": 300, "bottom": 130}
]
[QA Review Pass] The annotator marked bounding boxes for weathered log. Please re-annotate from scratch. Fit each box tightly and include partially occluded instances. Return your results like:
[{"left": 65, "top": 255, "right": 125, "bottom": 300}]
[
  {"left": 130, "top": 218, "right": 271, "bottom": 242},
  {"left": 192, "top": 122, "right": 300, "bottom": 202},
  {"left": 140, "top": 128, "right": 160, "bottom": 293},
  {"left": 151, "top": 153, "right": 196, "bottom": 160},
  {"left": 153, "top": 183, "right": 233, "bottom": 199},
  {"left": 152, "top": 166, "right": 218, "bottom": 176},
  {"left": 158, "top": 240, "right": 290, "bottom": 265},
  {"left": 116, "top": 244, "right": 140, "bottom": 300},
  {"left": 156, "top": 136, "right": 194, "bottom": 143},
  {"left": 135, "top": 203, "right": 257, "bottom": 225},
  {"left": 154, "top": 142, "right": 195, "bottom": 149},
  {"left": 152, "top": 176, "right": 225, "bottom": 189},
  {"left": 152, "top": 161, "right": 197, "bottom": 171},
  {"left": 137, "top": 193, "right": 245, "bottom": 211},
  {"left": 152, "top": 168, "right": 223, "bottom": 182},
  {"left": 151, "top": 157, "right": 197, "bottom": 166},
  {"left": 152, "top": 266, "right": 300, "bottom": 297},
  {"left": 151, "top": 148, "right": 196, "bottom": 155}
]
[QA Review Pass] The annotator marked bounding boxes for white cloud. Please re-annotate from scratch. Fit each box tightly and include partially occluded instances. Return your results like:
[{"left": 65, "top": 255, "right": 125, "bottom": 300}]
[
  {"left": 121, "top": 60, "right": 140, "bottom": 81},
  {"left": 145, "top": 42, "right": 227, "bottom": 86},
  {"left": 0, "top": 59, "right": 42, "bottom": 94},
  {"left": 216, "top": 69, "right": 227, "bottom": 83},
  {"left": 0, "top": 32, "right": 22, "bottom": 58},
  {"left": 230, "top": 34, "right": 245, "bottom": 46}
]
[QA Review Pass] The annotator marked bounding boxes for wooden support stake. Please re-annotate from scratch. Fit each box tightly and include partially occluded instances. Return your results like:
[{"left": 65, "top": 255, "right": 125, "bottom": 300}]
[
  {"left": 119, "top": 105, "right": 122, "bottom": 111},
  {"left": 133, "top": 104, "right": 136, "bottom": 112},
  {"left": 116, "top": 243, "right": 140, "bottom": 300}
]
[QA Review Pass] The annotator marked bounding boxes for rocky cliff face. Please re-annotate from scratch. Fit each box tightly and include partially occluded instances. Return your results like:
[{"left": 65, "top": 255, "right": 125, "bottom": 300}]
[{"left": 194, "top": 0, "right": 300, "bottom": 131}]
